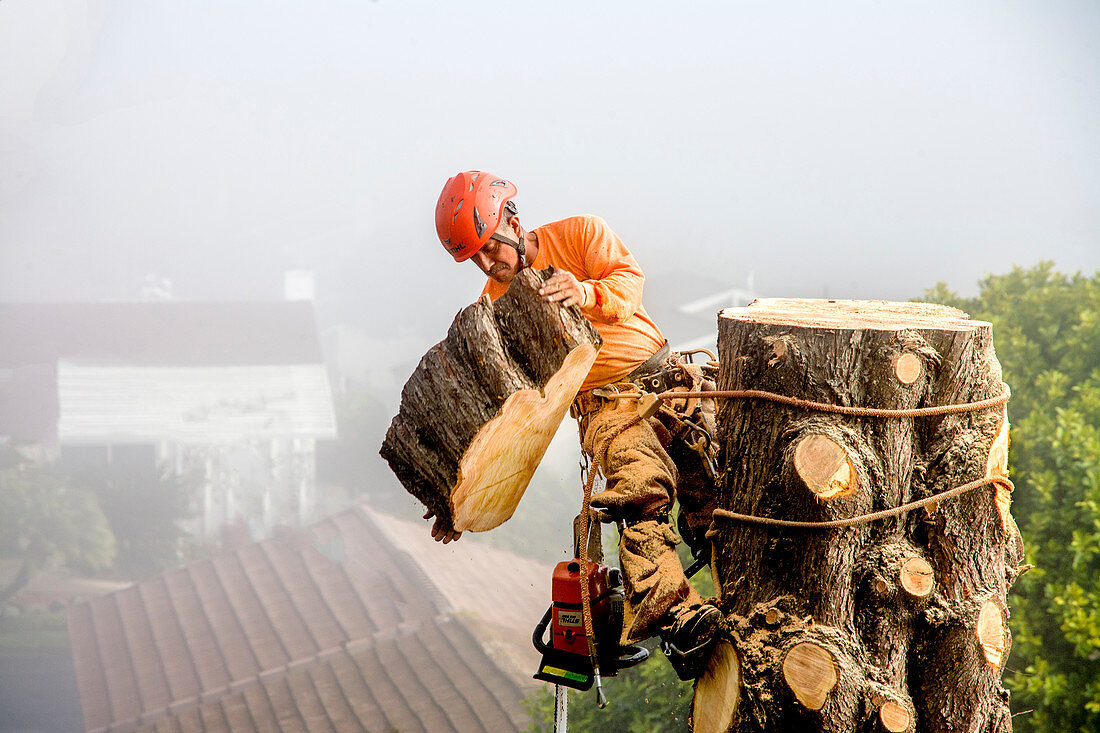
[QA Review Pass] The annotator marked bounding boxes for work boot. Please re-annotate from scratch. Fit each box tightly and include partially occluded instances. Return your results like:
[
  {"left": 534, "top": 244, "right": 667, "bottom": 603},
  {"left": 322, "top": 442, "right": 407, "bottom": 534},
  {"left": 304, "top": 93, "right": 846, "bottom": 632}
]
[{"left": 660, "top": 603, "right": 721, "bottom": 680}]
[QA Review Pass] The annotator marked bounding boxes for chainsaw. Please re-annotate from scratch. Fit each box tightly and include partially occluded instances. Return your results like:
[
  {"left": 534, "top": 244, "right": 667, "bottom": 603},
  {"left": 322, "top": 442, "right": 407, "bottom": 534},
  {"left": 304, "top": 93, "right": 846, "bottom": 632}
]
[
  {"left": 532, "top": 508, "right": 649, "bottom": 704},
  {"left": 532, "top": 509, "right": 712, "bottom": 703},
  {"left": 531, "top": 557, "right": 649, "bottom": 694}
]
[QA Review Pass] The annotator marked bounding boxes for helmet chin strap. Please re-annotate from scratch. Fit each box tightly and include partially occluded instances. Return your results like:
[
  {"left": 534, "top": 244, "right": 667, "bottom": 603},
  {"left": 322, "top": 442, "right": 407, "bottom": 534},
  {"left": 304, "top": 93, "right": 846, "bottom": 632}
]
[{"left": 490, "top": 230, "right": 527, "bottom": 271}]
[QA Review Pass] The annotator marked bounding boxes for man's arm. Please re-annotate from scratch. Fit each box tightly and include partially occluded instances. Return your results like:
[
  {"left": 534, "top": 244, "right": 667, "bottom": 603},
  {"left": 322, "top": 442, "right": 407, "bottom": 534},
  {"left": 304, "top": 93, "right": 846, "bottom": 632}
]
[
  {"left": 536, "top": 216, "right": 645, "bottom": 321},
  {"left": 577, "top": 216, "right": 645, "bottom": 324}
]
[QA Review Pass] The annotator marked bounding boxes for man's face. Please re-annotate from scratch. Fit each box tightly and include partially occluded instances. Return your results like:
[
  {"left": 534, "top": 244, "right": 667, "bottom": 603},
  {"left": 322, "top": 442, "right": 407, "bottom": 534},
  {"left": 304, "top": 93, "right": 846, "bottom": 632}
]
[{"left": 470, "top": 222, "right": 520, "bottom": 284}]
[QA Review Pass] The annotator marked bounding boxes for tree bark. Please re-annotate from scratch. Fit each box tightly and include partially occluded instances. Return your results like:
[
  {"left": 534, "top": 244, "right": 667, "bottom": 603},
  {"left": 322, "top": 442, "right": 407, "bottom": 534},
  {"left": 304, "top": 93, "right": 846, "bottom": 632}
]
[
  {"left": 694, "top": 299, "right": 1021, "bottom": 733},
  {"left": 380, "top": 268, "right": 601, "bottom": 533}
]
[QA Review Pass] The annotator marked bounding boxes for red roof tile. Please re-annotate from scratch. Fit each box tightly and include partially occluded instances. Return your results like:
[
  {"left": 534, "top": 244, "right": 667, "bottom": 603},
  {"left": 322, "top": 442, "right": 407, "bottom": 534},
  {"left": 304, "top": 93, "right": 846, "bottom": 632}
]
[{"left": 68, "top": 505, "right": 548, "bottom": 732}]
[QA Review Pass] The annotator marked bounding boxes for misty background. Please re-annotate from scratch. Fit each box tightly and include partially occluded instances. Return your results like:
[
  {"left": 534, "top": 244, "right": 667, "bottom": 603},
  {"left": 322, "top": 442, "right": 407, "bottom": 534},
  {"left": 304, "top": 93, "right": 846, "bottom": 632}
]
[{"left": 2, "top": 1, "right": 1098, "bottom": 551}]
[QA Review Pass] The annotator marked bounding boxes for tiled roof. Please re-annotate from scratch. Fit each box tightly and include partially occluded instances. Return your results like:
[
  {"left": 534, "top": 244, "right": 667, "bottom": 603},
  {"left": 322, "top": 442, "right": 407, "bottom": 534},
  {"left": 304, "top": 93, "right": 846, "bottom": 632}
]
[
  {"left": 0, "top": 301, "right": 325, "bottom": 368},
  {"left": 67, "top": 505, "right": 549, "bottom": 732}
]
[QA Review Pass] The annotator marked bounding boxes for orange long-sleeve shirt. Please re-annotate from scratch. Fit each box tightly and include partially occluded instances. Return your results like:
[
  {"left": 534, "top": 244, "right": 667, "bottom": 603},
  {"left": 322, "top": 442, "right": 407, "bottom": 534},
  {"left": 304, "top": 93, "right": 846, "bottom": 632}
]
[{"left": 481, "top": 215, "right": 665, "bottom": 391}]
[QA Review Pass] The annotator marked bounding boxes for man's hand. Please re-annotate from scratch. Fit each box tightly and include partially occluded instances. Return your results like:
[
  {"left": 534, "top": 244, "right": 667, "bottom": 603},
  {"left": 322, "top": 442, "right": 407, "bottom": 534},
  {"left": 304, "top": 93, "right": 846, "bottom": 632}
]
[
  {"left": 423, "top": 509, "right": 462, "bottom": 544},
  {"left": 539, "top": 271, "right": 590, "bottom": 308}
]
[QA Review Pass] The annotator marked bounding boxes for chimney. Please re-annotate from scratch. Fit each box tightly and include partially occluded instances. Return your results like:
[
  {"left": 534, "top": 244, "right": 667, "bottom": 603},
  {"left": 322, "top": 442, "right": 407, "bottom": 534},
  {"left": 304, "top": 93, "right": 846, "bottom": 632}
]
[{"left": 284, "top": 270, "right": 315, "bottom": 301}]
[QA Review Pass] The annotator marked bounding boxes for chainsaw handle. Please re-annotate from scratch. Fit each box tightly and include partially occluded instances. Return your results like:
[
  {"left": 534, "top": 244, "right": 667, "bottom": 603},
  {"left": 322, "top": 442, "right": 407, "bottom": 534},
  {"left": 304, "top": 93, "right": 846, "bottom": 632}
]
[
  {"left": 616, "top": 644, "right": 650, "bottom": 669},
  {"left": 532, "top": 606, "right": 553, "bottom": 656}
]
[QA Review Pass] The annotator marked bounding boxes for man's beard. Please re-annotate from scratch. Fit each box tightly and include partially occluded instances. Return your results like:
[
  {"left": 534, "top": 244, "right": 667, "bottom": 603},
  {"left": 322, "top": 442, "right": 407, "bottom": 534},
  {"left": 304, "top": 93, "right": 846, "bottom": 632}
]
[{"left": 489, "top": 263, "right": 513, "bottom": 281}]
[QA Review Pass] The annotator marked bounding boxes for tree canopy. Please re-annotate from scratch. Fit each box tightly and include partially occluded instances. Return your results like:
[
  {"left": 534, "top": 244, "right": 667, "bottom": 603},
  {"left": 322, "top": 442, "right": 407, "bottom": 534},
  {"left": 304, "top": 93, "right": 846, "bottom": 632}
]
[
  {"left": 923, "top": 263, "right": 1100, "bottom": 732},
  {"left": 0, "top": 451, "right": 116, "bottom": 606}
]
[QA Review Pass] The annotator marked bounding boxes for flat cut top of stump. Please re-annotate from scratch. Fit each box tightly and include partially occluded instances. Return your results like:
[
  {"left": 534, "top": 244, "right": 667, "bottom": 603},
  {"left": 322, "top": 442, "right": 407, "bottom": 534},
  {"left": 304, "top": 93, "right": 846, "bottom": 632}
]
[{"left": 720, "top": 298, "right": 986, "bottom": 331}]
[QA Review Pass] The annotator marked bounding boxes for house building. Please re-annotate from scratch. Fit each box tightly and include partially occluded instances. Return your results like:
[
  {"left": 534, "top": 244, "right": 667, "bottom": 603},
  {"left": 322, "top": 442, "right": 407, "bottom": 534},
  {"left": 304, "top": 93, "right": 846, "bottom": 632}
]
[
  {"left": 0, "top": 297, "right": 336, "bottom": 540},
  {"left": 67, "top": 504, "right": 552, "bottom": 732},
  {"left": 642, "top": 267, "right": 757, "bottom": 353}
]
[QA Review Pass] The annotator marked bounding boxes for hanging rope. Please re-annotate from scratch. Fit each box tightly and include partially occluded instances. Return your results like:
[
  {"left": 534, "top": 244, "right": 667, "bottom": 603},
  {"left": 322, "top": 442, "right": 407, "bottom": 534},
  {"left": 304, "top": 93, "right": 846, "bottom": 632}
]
[{"left": 577, "top": 412, "right": 642, "bottom": 707}]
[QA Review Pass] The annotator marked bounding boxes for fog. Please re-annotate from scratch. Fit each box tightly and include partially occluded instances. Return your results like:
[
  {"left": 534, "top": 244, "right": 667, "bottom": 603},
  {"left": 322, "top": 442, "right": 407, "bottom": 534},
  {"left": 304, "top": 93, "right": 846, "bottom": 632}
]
[
  {"left": 1, "top": 2, "right": 1098, "bottom": 729},
  {"left": 2, "top": 0, "right": 1097, "bottom": 351}
]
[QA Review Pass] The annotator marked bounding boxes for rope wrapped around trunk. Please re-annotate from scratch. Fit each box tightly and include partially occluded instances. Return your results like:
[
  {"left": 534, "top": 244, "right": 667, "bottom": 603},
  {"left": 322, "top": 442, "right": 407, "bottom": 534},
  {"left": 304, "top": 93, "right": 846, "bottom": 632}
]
[{"left": 591, "top": 383, "right": 1011, "bottom": 533}]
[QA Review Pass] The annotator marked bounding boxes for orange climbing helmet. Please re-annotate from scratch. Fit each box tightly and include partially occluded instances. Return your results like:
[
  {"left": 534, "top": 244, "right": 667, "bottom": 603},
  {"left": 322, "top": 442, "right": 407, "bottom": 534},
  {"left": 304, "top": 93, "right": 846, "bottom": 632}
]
[{"left": 435, "top": 171, "right": 518, "bottom": 262}]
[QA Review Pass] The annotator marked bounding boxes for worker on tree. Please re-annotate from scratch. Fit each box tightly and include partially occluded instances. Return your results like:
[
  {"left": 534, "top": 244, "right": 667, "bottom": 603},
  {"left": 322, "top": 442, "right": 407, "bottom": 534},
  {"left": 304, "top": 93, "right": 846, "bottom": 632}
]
[{"left": 431, "top": 170, "right": 721, "bottom": 677}]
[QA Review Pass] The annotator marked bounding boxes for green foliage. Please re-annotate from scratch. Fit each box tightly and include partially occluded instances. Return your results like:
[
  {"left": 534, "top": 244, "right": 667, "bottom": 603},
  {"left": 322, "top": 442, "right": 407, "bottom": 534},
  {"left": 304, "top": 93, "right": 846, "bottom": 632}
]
[
  {"left": 0, "top": 455, "right": 116, "bottom": 604},
  {"left": 922, "top": 263, "right": 1100, "bottom": 732},
  {"left": 70, "top": 467, "right": 196, "bottom": 580},
  {"left": 0, "top": 611, "right": 70, "bottom": 650}
]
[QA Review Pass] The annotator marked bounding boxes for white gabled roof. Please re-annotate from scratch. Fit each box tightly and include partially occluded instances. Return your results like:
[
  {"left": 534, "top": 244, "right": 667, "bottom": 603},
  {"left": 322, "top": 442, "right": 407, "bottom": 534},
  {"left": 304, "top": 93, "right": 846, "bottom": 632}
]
[{"left": 57, "top": 361, "right": 337, "bottom": 443}]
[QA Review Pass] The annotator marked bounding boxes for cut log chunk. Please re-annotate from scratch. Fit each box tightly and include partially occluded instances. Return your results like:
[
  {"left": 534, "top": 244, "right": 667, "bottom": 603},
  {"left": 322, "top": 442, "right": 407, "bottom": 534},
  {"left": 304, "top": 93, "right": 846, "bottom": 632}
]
[
  {"left": 878, "top": 700, "right": 911, "bottom": 732},
  {"left": 451, "top": 343, "right": 596, "bottom": 530},
  {"left": 782, "top": 642, "right": 838, "bottom": 710},
  {"left": 380, "top": 268, "right": 601, "bottom": 533},
  {"left": 976, "top": 600, "right": 1007, "bottom": 669},
  {"left": 985, "top": 412, "right": 1009, "bottom": 479},
  {"left": 793, "top": 434, "right": 856, "bottom": 500},
  {"left": 692, "top": 640, "right": 740, "bottom": 733},
  {"left": 899, "top": 557, "right": 934, "bottom": 598}
]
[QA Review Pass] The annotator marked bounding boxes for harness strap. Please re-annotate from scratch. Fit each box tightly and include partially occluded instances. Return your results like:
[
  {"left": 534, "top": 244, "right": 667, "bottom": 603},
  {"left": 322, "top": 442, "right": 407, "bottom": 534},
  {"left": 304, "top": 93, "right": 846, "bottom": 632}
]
[{"left": 626, "top": 341, "right": 672, "bottom": 381}]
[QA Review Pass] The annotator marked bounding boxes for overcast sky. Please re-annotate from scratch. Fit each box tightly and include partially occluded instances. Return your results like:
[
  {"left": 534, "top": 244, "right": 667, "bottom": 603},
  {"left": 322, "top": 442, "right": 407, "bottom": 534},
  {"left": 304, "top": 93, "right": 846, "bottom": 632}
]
[{"left": 2, "top": 0, "right": 1098, "bottom": 344}]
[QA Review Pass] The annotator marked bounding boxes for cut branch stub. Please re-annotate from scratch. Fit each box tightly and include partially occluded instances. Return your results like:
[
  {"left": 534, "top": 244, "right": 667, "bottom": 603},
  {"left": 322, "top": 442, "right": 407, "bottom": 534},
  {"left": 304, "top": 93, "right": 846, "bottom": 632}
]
[
  {"left": 976, "top": 601, "right": 1007, "bottom": 669},
  {"left": 899, "top": 557, "right": 934, "bottom": 598},
  {"left": 692, "top": 640, "right": 740, "bottom": 733},
  {"left": 893, "top": 353, "right": 922, "bottom": 385},
  {"left": 878, "top": 700, "right": 911, "bottom": 732},
  {"left": 782, "top": 642, "right": 838, "bottom": 710},
  {"left": 770, "top": 337, "right": 788, "bottom": 365},
  {"left": 793, "top": 434, "right": 856, "bottom": 500}
]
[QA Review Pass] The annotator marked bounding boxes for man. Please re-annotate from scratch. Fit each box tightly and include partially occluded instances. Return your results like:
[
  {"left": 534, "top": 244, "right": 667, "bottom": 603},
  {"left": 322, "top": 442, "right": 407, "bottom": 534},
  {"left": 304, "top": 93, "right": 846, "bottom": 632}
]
[{"left": 431, "top": 170, "right": 719, "bottom": 676}]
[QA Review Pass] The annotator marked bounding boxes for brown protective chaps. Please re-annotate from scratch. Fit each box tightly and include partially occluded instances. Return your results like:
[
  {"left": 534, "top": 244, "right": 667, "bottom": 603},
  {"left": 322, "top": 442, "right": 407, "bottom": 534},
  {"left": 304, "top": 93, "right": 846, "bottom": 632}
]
[{"left": 578, "top": 396, "right": 708, "bottom": 642}]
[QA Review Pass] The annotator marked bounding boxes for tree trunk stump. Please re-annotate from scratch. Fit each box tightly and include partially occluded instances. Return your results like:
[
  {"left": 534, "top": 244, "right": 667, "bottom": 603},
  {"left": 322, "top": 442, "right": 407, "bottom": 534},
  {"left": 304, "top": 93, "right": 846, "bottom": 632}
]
[
  {"left": 380, "top": 268, "right": 601, "bottom": 533},
  {"left": 693, "top": 299, "right": 1022, "bottom": 733}
]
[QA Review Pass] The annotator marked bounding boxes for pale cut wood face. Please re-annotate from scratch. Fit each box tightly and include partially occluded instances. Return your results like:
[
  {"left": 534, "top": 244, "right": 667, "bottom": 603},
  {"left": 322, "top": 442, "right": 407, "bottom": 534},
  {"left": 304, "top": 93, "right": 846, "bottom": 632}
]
[
  {"left": 450, "top": 343, "right": 599, "bottom": 532},
  {"left": 977, "top": 600, "right": 1007, "bottom": 669},
  {"left": 793, "top": 433, "right": 857, "bottom": 500},
  {"left": 692, "top": 639, "right": 740, "bottom": 733},
  {"left": 985, "top": 410, "right": 1013, "bottom": 533},
  {"left": 782, "top": 642, "right": 838, "bottom": 711}
]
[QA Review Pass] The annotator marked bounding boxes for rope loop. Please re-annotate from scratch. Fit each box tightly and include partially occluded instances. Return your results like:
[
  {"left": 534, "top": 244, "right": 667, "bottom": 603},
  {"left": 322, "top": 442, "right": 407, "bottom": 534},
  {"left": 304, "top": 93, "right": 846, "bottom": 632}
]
[
  {"left": 606, "top": 383, "right": 1011, "bottom": 419},
  {"left": 706, "top": 475, "right": 1013, "bottom": 535}
]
